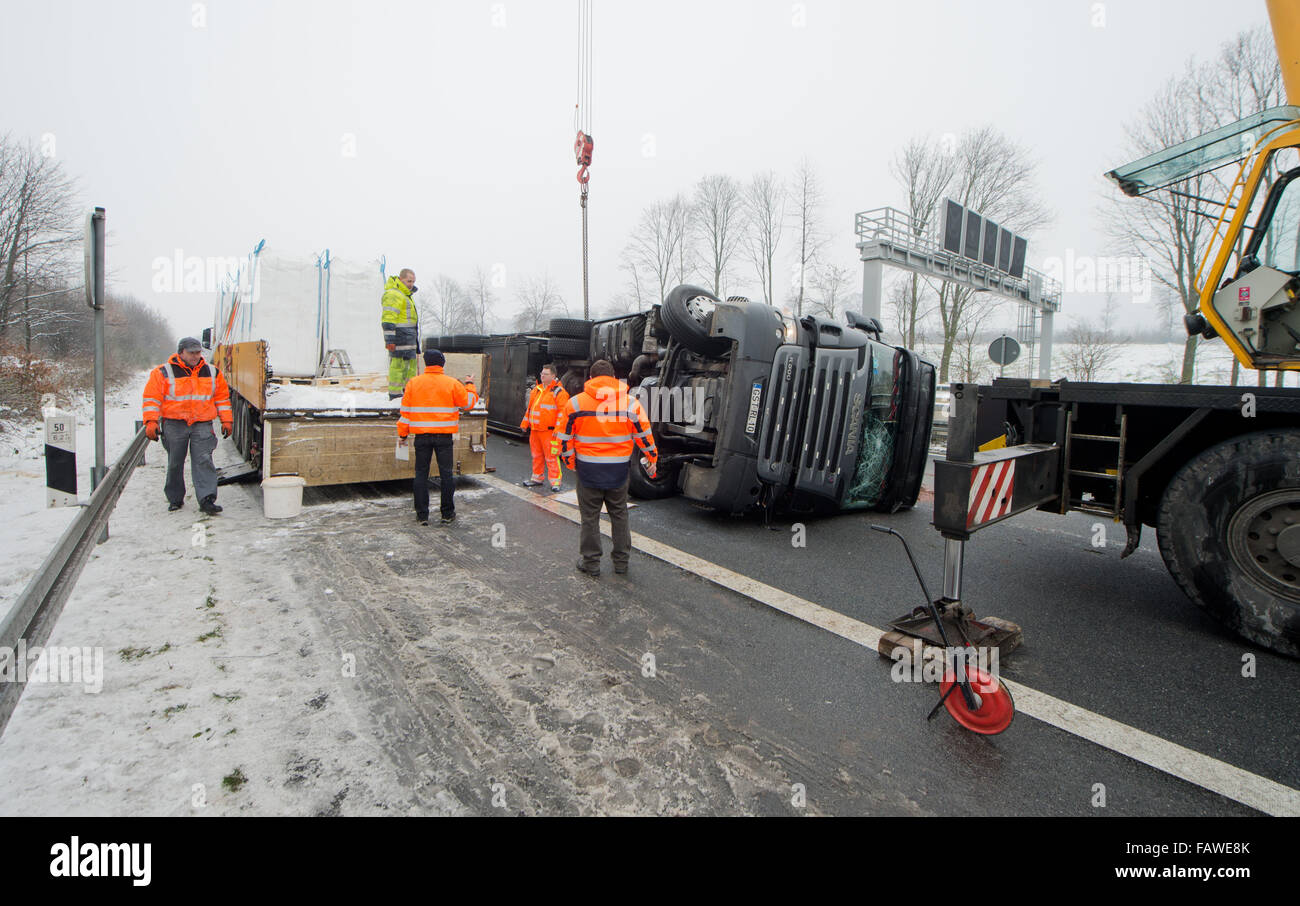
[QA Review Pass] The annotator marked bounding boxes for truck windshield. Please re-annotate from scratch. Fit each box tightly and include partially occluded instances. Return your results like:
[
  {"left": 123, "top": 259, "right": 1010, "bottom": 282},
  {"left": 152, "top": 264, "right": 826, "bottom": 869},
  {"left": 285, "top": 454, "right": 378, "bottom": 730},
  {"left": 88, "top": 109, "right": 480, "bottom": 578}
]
[{"left": 840, "top": 341, "right": 900, "bottom": 509}]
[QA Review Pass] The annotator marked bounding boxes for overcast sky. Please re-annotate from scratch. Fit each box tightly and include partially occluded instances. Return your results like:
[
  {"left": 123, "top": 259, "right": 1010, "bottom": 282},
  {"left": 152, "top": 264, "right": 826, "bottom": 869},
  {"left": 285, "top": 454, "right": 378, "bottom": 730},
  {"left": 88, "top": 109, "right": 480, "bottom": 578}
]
[{"left": 0, "top": 0, "right": 1274, "bottom": 339}]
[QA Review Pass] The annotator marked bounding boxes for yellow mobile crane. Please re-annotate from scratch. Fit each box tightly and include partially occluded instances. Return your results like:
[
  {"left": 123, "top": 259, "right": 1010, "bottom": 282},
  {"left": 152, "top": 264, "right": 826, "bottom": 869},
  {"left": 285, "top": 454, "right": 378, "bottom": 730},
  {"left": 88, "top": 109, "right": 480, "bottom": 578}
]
[
  {"left": 917, "top": 0, "right": 1300, "bottom": 659},
  {"left": 1108, "top": 0, "right": 1300, "bottom": 373}
]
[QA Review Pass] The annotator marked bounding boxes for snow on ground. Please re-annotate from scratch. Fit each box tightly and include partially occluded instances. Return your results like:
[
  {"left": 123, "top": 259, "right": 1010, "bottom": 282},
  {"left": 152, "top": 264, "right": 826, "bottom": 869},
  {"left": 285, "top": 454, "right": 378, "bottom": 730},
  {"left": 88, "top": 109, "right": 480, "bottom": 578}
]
[
  {"left": 0, "top": 433, "right": 433, "bottom": 815},
  {"left": 263, "top": 383, "right": 396, "bottom": 411},
  {"left": 0, "top": 376, "right": 146, "bottom": 607}
]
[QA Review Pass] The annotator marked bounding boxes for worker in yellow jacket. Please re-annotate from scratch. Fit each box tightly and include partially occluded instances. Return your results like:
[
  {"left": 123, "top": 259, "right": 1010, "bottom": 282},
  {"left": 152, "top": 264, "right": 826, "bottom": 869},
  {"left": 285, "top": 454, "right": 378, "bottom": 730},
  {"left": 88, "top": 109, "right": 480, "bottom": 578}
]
[
  {"left": 520, "top": 364, "right": 569, "bottom": 491},
  {"left": 381, "top": 268, "right": 420, "bottom": 398},
  {"left": 397, "top": 349, "right": 476, "bottom": 525}
]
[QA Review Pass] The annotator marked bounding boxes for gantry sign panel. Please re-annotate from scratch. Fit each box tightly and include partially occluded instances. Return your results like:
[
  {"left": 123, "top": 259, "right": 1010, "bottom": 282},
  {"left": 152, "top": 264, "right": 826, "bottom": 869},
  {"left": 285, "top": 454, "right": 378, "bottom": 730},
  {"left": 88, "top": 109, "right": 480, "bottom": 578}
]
[{"left": 940, "top": 199, "right": 1028, "bottom": 280}]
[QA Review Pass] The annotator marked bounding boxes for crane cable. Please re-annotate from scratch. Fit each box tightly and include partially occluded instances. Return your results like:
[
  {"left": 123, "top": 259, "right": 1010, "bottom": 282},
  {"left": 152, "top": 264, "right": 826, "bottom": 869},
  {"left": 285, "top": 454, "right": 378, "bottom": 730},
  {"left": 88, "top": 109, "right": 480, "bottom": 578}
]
[{"left": 574, "top": 0, "right": 593, "bottom": 319}]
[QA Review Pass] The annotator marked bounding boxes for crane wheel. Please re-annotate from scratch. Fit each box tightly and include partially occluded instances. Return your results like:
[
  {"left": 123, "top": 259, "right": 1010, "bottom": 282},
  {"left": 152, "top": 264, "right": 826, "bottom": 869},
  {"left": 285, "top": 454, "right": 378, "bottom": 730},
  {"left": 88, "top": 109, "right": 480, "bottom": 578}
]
[{"left": 1157, "top": 429, "right": 1300, "bottom": 658}]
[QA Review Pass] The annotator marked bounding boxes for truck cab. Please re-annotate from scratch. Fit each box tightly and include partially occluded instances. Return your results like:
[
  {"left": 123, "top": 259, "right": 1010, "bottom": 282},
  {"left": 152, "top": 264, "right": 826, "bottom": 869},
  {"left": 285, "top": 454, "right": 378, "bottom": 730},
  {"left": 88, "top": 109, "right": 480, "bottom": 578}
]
[{"left": 476, "top": 284, "right": 936, "bottom": 515}]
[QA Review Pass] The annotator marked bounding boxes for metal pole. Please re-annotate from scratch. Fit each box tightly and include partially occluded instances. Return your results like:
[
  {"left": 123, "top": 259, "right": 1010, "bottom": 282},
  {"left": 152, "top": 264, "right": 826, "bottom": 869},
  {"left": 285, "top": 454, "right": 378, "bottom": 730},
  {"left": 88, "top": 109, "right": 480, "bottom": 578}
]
[
  {"left": 1038, "top": 308, "right": 1054, "bottom": 381},
  {"left": 860, "top": 259, "right": 883, "bottom": 322},
  {"left": 92, "top": 208, "right": 106, "bottom": 490},
  {"left": 941, "top": 538, "right": 965, "bottom": 602}
]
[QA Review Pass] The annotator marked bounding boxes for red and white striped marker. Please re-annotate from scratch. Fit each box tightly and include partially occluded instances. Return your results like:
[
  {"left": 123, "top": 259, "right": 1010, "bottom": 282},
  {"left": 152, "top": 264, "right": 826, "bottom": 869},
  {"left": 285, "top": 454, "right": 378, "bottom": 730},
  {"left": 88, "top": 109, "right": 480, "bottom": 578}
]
[{"left": 967, "top": 460, "right": 1015, "bottom": 528}]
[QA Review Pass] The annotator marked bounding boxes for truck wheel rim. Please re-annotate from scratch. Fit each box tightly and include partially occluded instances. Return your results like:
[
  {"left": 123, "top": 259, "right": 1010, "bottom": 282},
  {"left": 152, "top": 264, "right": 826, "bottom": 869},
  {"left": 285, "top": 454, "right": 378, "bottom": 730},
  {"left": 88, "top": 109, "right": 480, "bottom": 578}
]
[
  {"left": 684, "top": 294, "right": 715, "bottom": 325},
  {"left": 1228, "top": 489, "right": 1300, "bottom": 600}
]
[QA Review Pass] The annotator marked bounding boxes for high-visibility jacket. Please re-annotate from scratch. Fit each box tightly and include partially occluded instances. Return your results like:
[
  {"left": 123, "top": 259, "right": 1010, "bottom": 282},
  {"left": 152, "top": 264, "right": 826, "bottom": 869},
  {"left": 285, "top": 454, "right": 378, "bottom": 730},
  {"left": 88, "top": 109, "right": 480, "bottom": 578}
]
[
  {"left": 558, "top": 375, "right": 657, "bottom": 489},
  {"left": 142, "top": 354, "right": 233, "bottom": 428},
  {"left": 397, "top": 366, "right": 476, "bottom": 437},
  {"left": 380, "top": 276, "right": 420, "bottom": 359},
  {"left": 520, "top": 380, "right": 570, "bottom": 432}
]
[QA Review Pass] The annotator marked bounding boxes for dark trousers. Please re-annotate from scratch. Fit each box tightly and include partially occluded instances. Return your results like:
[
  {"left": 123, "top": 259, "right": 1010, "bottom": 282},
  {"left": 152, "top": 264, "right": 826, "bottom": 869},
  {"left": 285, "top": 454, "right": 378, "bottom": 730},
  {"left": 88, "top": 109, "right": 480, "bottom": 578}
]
[
  {"left": 160, "top": 418, "right": 218, "bottom": 505},
  {"left": 413, "top": 433, "right": 456, "bottom": 519},
  {"left": 577, "top": 479, "right": 630, "bottom": 568}
]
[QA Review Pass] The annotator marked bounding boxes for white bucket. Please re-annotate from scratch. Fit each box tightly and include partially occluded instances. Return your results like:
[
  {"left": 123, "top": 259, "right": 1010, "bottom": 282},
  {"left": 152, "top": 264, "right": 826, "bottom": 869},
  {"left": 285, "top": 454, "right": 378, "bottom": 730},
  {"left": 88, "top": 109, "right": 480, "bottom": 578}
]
[{"left": 262, "top": 475, "right": 307, "bottom": 518}]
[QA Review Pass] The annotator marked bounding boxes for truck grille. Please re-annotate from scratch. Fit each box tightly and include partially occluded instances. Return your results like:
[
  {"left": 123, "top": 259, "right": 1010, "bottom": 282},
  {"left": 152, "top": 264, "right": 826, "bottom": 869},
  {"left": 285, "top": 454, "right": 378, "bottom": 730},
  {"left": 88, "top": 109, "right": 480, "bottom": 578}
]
[
  {"left": 795, "top": 348, "right": 860, "bottom": 495},
  {"left": 757, "top": 345, "right": 805, "bottom": 485}
]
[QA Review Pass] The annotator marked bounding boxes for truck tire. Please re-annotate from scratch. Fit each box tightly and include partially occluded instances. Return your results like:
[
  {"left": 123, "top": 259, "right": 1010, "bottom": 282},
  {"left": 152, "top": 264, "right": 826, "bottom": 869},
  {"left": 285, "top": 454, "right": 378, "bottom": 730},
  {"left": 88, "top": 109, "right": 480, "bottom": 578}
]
[
  {"left": 436, "top": 334, "right": 488, "bottom": 352},
  {"left": 629, "top": 454, "right": 679, "bottom": 500},
  {"left": 547, "top": 335, "right": 590, "bottom": 358},
  {"left": 1156, "top": 429, "right": 1300, "bottom": 657},
  {"left": 661, "top": 284, "right": 728, "bottom": 356},
  {"left": 548, "top": 317, "right": 593, "bottom": 339}
]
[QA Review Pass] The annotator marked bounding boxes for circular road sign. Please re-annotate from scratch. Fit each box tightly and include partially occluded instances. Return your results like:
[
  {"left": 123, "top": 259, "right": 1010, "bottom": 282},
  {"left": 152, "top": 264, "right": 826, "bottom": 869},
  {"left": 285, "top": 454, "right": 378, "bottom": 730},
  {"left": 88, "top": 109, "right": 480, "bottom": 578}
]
[{"left": 989, "top": 335, "right": 1020, "bottom": 366}]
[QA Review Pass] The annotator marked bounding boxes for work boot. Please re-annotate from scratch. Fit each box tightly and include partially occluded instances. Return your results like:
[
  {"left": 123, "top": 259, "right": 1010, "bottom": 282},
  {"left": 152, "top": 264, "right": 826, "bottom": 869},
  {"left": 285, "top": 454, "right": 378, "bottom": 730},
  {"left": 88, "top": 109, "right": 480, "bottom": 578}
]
[
  {"left": 614, "top": 563, "right": 628, "bottom": 575},
  {"left": 522, "top": 478, "right": 544, "bottom": 488},
  {"left": 549, "top": 484, "right": 562, "bottom": 492},
  {"left": 417, "top": 513, "right": 429, "bottom": 526},
  {"left": 168, "top": 501, "right": 184, "bottom": 512},
  {"left": 575, "top": 559, "right": 600, "bottom": 578},
  {"left": 440, "top": 513, "right": 456, "bottom": 525},
  {"left": 200, "top": 496, "right": 223, "bottom": 515}
]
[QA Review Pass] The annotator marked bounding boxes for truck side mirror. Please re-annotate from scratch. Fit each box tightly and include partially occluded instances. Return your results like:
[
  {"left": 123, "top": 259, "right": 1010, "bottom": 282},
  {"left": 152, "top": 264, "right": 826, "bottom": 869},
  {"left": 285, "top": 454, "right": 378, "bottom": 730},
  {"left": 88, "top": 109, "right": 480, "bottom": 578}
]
[{"left": 201, "top": 327, "right": 212, "bottom": 348}]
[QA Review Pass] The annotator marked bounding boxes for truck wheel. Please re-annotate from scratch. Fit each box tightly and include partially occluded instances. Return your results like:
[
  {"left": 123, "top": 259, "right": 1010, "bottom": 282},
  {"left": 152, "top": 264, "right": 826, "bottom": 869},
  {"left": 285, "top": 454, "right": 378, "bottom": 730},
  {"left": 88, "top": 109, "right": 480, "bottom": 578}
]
[
  {"left": 1156, "top": 429, "right": 1300, "bottom": 657},
  {"left": 629, "top": 455, "right": 678, "bottom": 499},
  {"left": 661, "top": 284, "right": 728, "bottom": 356},
  {"left": 548, "top": 336, "right": 590, "bottom": 358},
  {"left": 548, "top": 317, "right": 593, "bottom": 339}
]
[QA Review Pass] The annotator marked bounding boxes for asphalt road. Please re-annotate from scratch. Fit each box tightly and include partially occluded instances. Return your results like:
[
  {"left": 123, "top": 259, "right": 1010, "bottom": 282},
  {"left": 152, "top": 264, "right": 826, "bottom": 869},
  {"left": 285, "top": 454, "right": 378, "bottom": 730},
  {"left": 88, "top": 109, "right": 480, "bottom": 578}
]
[{"left": 300, "top": 435, "right": 1299, "bottom": 815}]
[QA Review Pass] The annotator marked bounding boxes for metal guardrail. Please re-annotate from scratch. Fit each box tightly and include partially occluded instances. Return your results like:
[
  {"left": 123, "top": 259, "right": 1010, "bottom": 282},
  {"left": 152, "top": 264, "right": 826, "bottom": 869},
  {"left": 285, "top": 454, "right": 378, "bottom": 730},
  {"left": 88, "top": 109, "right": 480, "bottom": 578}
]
[{"left": 0, "top": 427, "right": 149, "bottom": 735}]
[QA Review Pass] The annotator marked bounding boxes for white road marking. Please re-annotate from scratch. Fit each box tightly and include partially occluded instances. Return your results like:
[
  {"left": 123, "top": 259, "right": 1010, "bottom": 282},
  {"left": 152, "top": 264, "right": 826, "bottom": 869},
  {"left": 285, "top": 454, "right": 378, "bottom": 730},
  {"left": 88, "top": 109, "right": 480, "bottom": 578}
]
[{"left": 481, "top": 474, "right": 1300, "bottom": 817}]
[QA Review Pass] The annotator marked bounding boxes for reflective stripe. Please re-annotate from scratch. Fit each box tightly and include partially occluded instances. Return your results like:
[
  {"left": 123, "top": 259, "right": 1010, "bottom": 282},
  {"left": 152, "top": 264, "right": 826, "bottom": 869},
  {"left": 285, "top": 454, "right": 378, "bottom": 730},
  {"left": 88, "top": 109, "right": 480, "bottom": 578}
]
[
  {"left": 573, "top": 434, "right": 632, "bottom": 444},
  {"left": 632, "top": 430, "right": 652, "bottom": 439},
  {"left": 407, "top": 420, "right": 458, "bottom": 428},
  {"left": 576, "top": 452, "right": 632, "bottom": 463},
  {"left": 164, "top": 394, "right": 215, "bottom": 402},
  {"left": 539, "top": 404, "right": 557, "bottom": 410},
  {"left": 555, "top": 432, "right": 571, "bottom": 441},
  {"left": 143, "top": 397, "right": 162, "bottom": 404},
  {"left": 403, "top": 406, "right": 459, "bottom": 413}
]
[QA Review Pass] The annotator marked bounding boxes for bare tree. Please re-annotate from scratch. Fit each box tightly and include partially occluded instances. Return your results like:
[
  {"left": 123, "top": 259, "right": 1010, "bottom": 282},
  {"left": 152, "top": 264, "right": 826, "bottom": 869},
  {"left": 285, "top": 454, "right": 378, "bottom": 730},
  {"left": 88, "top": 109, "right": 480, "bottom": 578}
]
[
  {"left": 623, "top": 196, "right": 687, "bottom": 305},
  {"left": 889, "top": 137, "right": 957, "bottom": 348},
  {"left": 789, "top": 159, "right": 827, "bottom": 317},
  {"left": 743, "top": 171, "right": 786, "bottom": 307},
  {"left": 1061, "top": 295, "right": 1124, "bottom": 381},
  {"left": 420, "top": 274, "right": 473, "bottom": 337},
  {"left": 691, "top": 174, "right": 744, "bottom": 298},
  {"left": 465, "top": 266, "right": 496, "bottom": 334},
  {"left": 0, "top": 134, "right": 80, "bottom": 343},
  {"left": 952, "top": 294, "right": 1005, "bottom": 383},
  {"left": 513, "top": 273, "right": 566, "bottom": 332},
  {"left": 807, "top": 262, "right": 852, "bottom": 321},
  {"left": 1105, "top": 26, "right": 1284, "bottom": 384},
  {"left": 908, "top": 127, "right": 1050, "bottom": 381}
]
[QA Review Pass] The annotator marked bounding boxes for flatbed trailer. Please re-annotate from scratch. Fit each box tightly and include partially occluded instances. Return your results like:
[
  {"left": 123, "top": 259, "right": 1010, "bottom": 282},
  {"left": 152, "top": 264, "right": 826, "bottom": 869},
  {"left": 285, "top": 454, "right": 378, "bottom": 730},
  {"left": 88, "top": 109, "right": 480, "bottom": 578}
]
[
  {"left": 931, "top": 377, "right": 1300, "bottom": 656},
  {"left": 214, "top": 340, "right": 489, "bottom": 487}
]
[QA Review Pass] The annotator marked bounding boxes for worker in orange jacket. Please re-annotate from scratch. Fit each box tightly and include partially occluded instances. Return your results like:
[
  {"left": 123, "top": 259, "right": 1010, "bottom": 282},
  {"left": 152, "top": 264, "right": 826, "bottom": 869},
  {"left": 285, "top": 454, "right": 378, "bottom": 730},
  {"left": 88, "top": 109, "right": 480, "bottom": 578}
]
[
  {"left": 520, "top": 364, "right": 569, "bottom": 491},
  {"left": 397, "top": 348, "right": 477, "bottom": 525},
  {"left": 558, "top": 359, "right": 658, "bottom": 577},
  {"left": 142, "top": 337, "right": 234, "bottom": 515}
]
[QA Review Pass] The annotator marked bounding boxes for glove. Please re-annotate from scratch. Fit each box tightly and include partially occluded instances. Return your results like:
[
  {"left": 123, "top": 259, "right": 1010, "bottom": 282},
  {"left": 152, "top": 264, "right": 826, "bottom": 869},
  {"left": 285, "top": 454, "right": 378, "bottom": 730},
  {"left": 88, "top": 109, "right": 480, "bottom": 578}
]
[
  {"left": 221, "top": 424, "right": 232, "bottom": 438},
  {"left": 642, "top": 456, "right": 656, "bottom": 479},
  {"left": 386, "top": 343, "right": 396, "bottom": 352},
  {"left": 145, "top": 421, "right": 159, "bottom": 441}
]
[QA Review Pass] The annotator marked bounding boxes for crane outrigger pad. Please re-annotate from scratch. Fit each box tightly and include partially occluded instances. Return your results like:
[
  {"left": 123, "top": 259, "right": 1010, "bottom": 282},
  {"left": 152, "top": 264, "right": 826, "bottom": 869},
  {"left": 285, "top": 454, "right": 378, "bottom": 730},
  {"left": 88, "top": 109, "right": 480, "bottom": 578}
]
[{"left": 1105, "top": 105, "right": 1300, "bottom": 197}]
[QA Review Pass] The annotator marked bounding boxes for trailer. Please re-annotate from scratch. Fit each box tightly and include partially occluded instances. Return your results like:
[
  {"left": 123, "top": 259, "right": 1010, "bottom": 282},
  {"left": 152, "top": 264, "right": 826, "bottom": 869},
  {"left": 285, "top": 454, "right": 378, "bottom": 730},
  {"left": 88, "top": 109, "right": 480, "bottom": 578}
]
[{"left": 206, "top": 246, "right": 488, "bottom": 488}]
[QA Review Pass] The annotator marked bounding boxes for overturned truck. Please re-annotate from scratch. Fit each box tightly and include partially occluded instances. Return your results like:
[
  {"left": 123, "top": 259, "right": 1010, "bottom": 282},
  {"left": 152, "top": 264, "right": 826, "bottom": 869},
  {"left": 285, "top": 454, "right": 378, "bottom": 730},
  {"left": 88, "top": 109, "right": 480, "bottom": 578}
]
[{"left": 437, "top": 284, "right": 936, "bottom": 514}]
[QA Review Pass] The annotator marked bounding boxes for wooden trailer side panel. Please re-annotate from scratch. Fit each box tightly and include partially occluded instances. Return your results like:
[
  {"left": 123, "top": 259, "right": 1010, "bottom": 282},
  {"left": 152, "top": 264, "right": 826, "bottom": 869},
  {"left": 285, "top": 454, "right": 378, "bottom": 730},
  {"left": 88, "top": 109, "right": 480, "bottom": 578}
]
[{"left": 264, "top": 414, "right": 488, "bottom": 487}]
